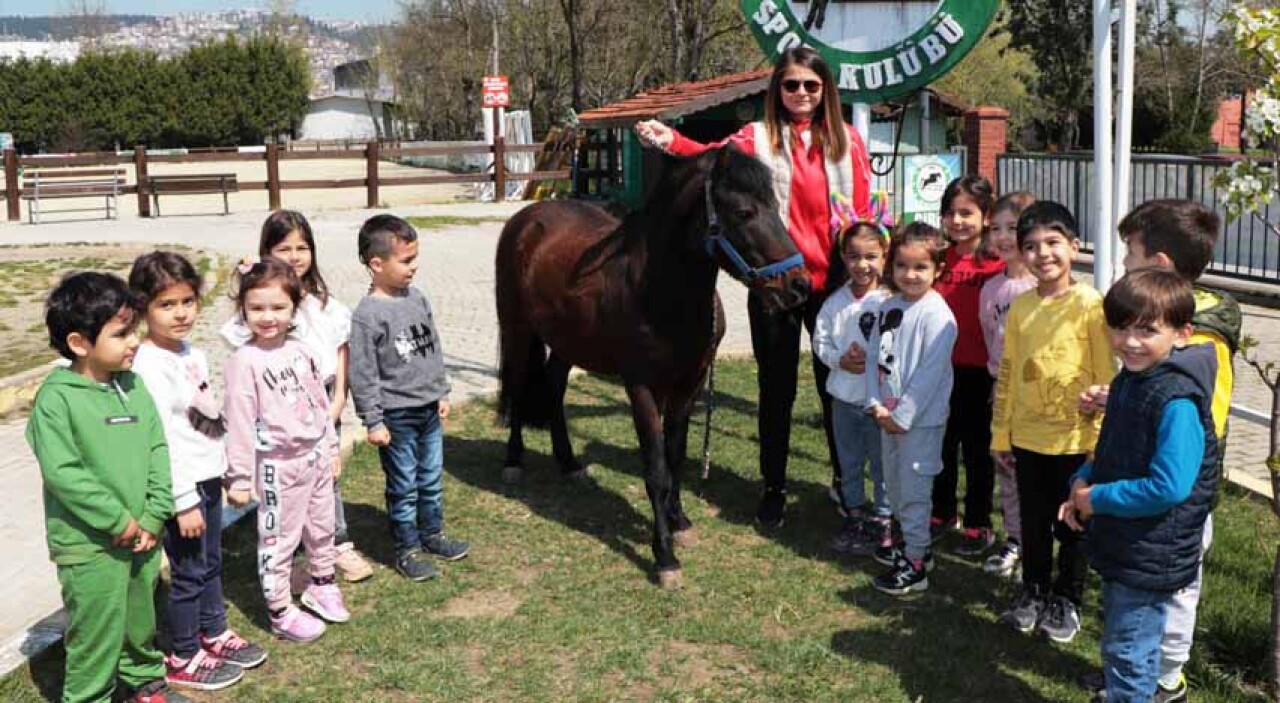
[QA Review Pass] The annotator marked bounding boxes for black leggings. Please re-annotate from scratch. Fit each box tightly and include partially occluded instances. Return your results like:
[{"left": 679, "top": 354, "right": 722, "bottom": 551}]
[
  {"left": 747, "top": 292, "right": 838, "bottom": 491},
  {"left": 1013, "top": 447, "right": 1087, "bottom": 605},
  {"left": 933, "top": 365, "right": 995, "bottom": 528}
]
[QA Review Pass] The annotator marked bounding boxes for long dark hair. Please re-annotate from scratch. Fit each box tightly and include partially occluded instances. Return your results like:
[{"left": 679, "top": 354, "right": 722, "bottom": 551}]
[
  {"left": 940, "top": 175, "right": 996, "bottom": 264},
  {"left": 763, "top": 47, "right": 848, "bottom": 162},
  {"left": 258, "top": 210, "right": 330, "bottom": 305}
]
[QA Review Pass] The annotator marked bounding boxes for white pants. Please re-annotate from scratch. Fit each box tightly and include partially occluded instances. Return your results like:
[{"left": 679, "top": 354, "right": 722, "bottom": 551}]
[{"left": 1159, "top": 513, "right": 1213, "bottom": 682}]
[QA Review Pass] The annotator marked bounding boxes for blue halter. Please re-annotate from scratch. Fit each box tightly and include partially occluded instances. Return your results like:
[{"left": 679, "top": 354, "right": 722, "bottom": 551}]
[{"left": 702, "top": 179, "right": 805, "bottom": 283}]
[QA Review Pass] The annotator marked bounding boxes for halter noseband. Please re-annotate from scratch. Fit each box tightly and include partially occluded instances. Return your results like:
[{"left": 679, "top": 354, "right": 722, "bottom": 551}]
[{"left": 703, "top": 178, "right": 805, "bottom": 283}]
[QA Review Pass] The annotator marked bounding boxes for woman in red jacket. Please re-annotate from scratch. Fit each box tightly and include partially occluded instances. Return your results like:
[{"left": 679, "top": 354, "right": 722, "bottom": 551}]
[{"left": 636, "top": 47, "right": 872, "bottom": 528}]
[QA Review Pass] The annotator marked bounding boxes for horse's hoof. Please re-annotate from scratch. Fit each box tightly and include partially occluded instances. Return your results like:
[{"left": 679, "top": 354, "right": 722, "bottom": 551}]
[
  {"left": 658, "top": 568, "right": 684, "bottom": 590},
  {"left": 673, "top": 528, "right": 697, "bottom": 549},
  {"left": 502, "top": 465, "right": 524, "bottom": 484}
]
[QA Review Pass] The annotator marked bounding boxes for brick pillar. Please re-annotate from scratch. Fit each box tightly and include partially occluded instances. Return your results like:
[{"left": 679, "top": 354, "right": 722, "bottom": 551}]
[{"left": 963, "top": 106, "right": 1010, "bottom": 185}]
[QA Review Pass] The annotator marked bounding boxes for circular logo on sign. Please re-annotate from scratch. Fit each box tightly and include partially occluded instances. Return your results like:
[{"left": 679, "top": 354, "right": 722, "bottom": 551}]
[
  {"left": 739, "top": 0, "right": 999, "bottom": 103},
  {"left": 912, "top": 162, "right": 948, "bottom": 206}
]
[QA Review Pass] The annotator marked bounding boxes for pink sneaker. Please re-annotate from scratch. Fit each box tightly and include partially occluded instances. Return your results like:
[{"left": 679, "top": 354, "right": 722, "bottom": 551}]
[
  {"left": 270, "top": 605, "right": 326, "bottom": 643},
  {"left": 301, "top": 583, "right": 350, "bottom": 623}
]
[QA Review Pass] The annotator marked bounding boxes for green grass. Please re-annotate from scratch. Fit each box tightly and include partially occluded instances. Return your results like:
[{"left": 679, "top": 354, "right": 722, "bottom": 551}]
[
  {"left": 0, "top": 360, "right": 1274, "bottom": 701},
  {"left": 406, "top": 215, "right": 508, "bottom": 231}
]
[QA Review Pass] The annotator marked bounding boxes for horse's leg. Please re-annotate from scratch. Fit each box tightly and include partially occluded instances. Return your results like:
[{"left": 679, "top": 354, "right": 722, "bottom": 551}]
[
  {"left": 664, "top": 412, "right": 695, "bottom": 548},
  {"left": 626, "top": 383, "right": 680, "bottom": 588},
  {"left": 546, "top": 353, "right": 586, "bottom": 479},
  {"left": 503, "top": 420, "right": 526, "bottom": 484}
]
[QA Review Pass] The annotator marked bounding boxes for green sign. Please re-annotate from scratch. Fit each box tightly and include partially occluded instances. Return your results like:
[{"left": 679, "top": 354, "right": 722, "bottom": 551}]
[
  {"left": 903, "top": 153, "right": 961, "bottom": 226},
  {"left": 740, "top": 0, "right": 999, "bottom": 103}
]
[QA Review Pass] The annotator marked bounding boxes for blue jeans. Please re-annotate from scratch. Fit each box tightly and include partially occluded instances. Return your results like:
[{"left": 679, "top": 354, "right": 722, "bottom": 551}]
[
  {"left": 1102, "top": 579, "right": 1170, "bottom": 703},
  {"left": 833, "top": 400, "right": 889, "bottom": 517},
  {"left": 162, "top": 477, "right": 227, "bottom": 658},
  {"left": 377, "top": 404, "right": 445, "bottom": 556}
]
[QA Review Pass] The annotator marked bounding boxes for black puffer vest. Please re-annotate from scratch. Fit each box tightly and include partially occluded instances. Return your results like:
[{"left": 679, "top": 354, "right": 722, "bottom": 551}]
[{"left": 1087, "top": 344, "right": 1218, "bottom": 593}]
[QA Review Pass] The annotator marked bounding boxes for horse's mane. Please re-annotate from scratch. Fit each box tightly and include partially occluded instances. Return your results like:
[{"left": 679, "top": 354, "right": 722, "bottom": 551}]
[{"left": 569, "top": 146, "right": 773, "bottom": 283}]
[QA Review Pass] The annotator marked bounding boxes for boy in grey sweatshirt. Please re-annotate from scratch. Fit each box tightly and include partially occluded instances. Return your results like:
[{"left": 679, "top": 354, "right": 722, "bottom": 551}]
[{"left": 349, "top": 215, "right": 469, "bottom": 582}]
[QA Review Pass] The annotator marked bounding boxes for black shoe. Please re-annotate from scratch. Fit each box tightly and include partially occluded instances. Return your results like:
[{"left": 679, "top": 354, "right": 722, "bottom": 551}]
[
  {"left": 755, "top": 487, "right": 786, "bottom": 529},
  {"left": 1001, "top": 588, "right": 1047, "bottom": 634},
  {"left": 954, "top": 527, "right": 996, "bottom": 557},
  {"left": 1039, "top": 596, "right": 1082, "bottom": 643},
  {"left": 873, "top": 555, "right": 928, "bottom": 596},
  {"left": 874, "top": 544, "right": 934, "bottom": 572},
  {"left": 395, "top": 548, "right": 439, "bottom": 581},
  {"left": 929, "top": 516, "right": 959, "bottom": 544},
  {"left": 1079, "top": 669, "right": 1105, "bottom": 694},
  {"left": 128, "top": 679, "right": 195, "bottom": 703},
  {"left": 423, "top": 532, "right": 470, "bottom": 561}
]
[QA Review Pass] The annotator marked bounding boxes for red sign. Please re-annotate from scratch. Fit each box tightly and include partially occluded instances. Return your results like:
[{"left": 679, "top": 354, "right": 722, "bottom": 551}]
[{"left": 482, "top": 75, "right": 510, "bottom": 108}]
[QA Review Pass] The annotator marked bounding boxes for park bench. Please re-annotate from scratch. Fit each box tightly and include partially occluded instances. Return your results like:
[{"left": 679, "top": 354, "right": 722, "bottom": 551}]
[
  {"left": 147, "top": 173, "right": 238, "bottom": 216},
  {"left": 20, "top": 168, "right": 125, "bottom": 224}
]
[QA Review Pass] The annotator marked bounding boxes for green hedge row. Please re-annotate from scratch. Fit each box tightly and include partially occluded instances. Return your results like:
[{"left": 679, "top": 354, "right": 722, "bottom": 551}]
[{"left": 0, "top": 36, "right": 309, "bottom": 153}]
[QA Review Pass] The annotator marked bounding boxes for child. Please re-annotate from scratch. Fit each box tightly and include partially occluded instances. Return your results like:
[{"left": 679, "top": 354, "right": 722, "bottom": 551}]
[
  {"left": 130, "top": 252, "right": 265, "bottom": 691},
  {"left": 932, "top": 175, "right": 1006, "bottom": 556},
  {"left": 863, "top": 222, "right": 957, "bottom": 595},
  {"left": 1079, "top": 199, "right": 1241, "bottom": 701},
  {"left": 813, "top": 220, "right": 891, "bottom": 554},
  {"left": 978, "top": 192, "right": 1037, "bottom": 578},
  {"left": 991, "top": 201, "right": 1114, "bottom": 644},
  {"left": 222, "top": 210, "right": 373, "bottom": 584},
  {"left": 223, "top": 258, "right": 348, "bottom": 643},
  {"left": 26, "top": 272, "right": 189, "bottom": 703},
  {"left": 1061, "top": 269, "right": 1218, "bottom": 703},
  {"left": 349, "top": 215, "right": 469, "bottom": 582}
]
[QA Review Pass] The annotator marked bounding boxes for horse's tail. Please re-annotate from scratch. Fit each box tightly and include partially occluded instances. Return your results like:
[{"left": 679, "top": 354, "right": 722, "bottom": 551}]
[
  {"left": 498, "top": 332, "right": 553, "bottom": 429},
  {"left": 496, "top": 209, "right": 554, "bottom": 429}
]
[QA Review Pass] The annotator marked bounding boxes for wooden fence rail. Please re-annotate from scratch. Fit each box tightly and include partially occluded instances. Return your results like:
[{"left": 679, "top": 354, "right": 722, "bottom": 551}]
[{"left": 2, "top": 140, "right": 572, "bottom": 222}]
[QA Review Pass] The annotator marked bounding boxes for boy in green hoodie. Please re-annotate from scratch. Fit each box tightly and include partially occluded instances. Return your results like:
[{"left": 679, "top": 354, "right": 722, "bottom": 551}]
[{"left": 26, "top": 272, "right": 188, "bottom": 703}]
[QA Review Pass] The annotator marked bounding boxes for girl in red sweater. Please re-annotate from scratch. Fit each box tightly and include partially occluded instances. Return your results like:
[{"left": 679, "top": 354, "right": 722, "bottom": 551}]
[
  {"left": 635, "top": 48, "right": 872, "bottom": 527},
  {"left": 931, "top": 176, "right": 1005, "bottom": 554}
]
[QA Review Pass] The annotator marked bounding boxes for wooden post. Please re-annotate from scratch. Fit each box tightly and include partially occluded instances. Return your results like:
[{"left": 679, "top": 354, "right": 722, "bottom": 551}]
[
  {"left": 492, "top": 107, "right": 505, "bottom": 203},
  {"left": 266, "top": 142, "right": 281, "bottom": 210},
  {"left": 4, "top": 149, "right": 17, "bottom": 222},
  {"left": 134, "top": 145, "right": 151, "bottom": 218},
  {"left": 366, "top": 141, "right": 379, "bottom": 209}
]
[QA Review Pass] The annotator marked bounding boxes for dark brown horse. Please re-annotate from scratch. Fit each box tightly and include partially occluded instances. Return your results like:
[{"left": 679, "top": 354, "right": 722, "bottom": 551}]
[{"left": 495, "top": 146, "right": 810, "bottom": 588}]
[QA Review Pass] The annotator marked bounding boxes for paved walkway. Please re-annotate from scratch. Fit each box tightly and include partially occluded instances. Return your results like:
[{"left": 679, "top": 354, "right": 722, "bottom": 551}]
[{"left": 0, "top": 203, "right": 1275, "bottom": 676}]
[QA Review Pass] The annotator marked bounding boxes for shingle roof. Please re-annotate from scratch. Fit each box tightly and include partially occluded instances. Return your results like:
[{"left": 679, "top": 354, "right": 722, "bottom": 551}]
[
  {"left": 577, "top": 70, "right": 973, "bottom": 129},
  {"left": 577, "top": 69, "right": 772, "bottom": 129}
]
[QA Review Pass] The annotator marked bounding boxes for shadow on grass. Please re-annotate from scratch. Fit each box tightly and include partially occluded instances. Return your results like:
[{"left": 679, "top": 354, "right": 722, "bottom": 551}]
[{"left": 832, "top": 577, "right": 1095, "bottom": 703}]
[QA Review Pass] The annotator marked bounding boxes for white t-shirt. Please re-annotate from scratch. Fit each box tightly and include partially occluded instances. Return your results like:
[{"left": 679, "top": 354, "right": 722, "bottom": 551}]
[
  {"left": 221, "top": 293, "right": 352, "bottom": 383},
  {"left": 812, "top": 286, "right": 888, "bottom": 405},
  {"left": 132, "top": 342, "right": 226, "bottom": 512}
]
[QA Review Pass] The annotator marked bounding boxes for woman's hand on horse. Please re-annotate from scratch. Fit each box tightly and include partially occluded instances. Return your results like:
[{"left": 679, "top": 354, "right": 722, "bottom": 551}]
[
  {"left": 635, "top": 120, "right": 674, "bottom": 150},
  {"left": 838, "top": 343, "right": 866, "bottom": 374}
]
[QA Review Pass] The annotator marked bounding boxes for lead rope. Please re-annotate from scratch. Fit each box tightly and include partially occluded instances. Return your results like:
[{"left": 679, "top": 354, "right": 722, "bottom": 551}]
[{"left": 700, "top": 353, "right": 715, "bottom": 481}]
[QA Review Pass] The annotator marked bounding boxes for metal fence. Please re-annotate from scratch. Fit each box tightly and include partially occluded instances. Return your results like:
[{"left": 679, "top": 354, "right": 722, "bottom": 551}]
[{"left": 998, "top": 153, "right": 1280, "bottom": 283}]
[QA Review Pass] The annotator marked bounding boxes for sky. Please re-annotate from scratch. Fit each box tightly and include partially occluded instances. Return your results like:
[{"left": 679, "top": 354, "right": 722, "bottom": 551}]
[{"left": 0, "top": 1, "right": 400, "bottom": 24}]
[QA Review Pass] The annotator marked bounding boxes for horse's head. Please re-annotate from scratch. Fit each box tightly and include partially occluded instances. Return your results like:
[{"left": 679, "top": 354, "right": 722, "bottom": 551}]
[{"left": 702, "top": 146, "right": 810, "bottom": 312}]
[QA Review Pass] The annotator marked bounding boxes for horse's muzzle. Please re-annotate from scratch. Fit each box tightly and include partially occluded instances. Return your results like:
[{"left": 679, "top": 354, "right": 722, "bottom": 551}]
[{"left": 754, "top": 269, "right": 810, "bottom": 312}]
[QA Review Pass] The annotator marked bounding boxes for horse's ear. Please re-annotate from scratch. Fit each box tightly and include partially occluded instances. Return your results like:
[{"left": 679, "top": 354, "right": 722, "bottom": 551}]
[{"left": 715, "top": 143, "right": 740, "bottom": 172}]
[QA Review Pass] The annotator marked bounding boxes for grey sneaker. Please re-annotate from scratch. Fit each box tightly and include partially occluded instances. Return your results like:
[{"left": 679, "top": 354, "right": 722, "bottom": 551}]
[
  {"left": 1001, "top": 588, "right": 1046, "bottom": 633},
  {"left": 396, "top": 548, "right": 439, "bottom": 581},
  {"left": 423, "top": 533, "right": 471, "bottom": 561},
  {"left": 983, "top": 540, "right": 1021, "bottom": 577},
  {"left": 1039, "top": 596, "right": 1082, "bottom": 643}
]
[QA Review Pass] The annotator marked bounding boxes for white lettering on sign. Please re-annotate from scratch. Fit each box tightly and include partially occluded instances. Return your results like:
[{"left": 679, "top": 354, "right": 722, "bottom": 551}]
[
  {"left": 898, "top": 48, "right": 922, "bottom": 77},
  {"left": 839, "top": 63, "right": 861, "bottom": 91},
  {"left": 936, "top": 14, "right": 965, "bottom": 44},
  {"left": 920, "top": 34, "right": 946, "bottom": 64}
]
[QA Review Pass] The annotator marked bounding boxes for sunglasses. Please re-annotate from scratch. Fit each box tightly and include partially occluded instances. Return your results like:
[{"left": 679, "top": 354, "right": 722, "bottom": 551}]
[{"left": 782, "top": 79, "right": 823, "bottom": 95}]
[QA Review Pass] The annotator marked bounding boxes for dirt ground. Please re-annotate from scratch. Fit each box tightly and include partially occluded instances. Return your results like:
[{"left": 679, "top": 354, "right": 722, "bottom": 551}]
[
  {"left": 0, "top": 243, "right": 214, "bottom": 378},
  {"left": 2, "top": 157, "right": 475, "bottom": 222}
]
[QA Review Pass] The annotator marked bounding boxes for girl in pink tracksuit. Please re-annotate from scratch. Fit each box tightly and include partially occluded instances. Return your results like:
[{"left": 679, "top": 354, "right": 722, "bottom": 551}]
[{"left": 223, "top": 257, "right": 348, "bottom": 643}]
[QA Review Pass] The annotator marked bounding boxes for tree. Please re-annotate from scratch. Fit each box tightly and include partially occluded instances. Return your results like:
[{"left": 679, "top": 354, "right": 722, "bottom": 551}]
[
  {"left": 1213, "top": 8, "right": 1280, "bottom": 695},
  {"left": 1004, "top": 1, "right": 1093, "bottom": 149},
  {"left": 935, "top": 18, "right": 1042, "bottom": 151}
]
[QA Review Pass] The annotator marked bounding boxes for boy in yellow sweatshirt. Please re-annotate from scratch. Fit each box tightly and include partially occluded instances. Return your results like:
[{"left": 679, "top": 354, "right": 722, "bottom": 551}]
[{"left": 991, "top": 202, "right": 1115, "bottom": 644}]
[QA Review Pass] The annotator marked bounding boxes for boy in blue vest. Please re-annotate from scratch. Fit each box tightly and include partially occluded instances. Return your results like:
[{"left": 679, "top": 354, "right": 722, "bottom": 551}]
[{"left": 1061, "top": 269, "right": 1218, "bottom": 703}]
